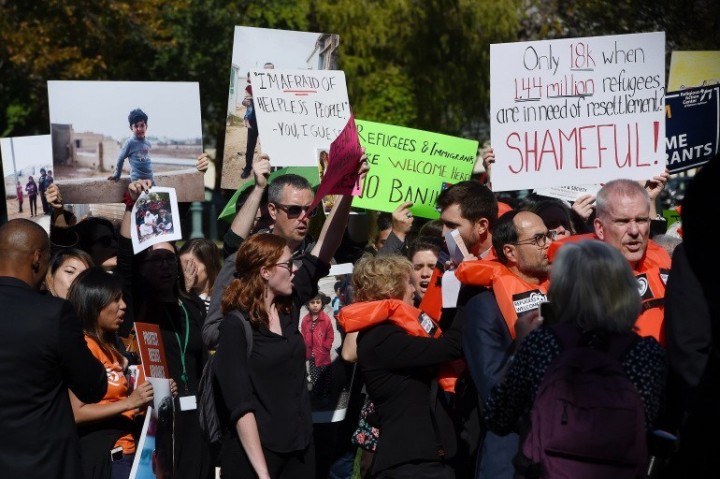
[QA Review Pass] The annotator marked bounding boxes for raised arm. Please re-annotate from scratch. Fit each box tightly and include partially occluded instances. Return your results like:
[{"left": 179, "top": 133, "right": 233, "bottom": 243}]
[
  {"left": 229, "top": 154, "right": 270, "bottom": 242},
  {"left": 310, "top": 153, "right": 370, "bottom": 263}
]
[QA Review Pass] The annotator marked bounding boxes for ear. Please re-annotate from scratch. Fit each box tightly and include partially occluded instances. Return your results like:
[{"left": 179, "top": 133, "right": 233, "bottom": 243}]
[
  {"left": 31, "top": 249, "right": 43, "bottom": 272},
  {"left": 474, "top": 217, "right": 489, "bottom": 236},
  {"left": 503, "top": 244, "right": 517, "bottom": 262},
  {"left": 267, "top": 203, "right": 278, "bottom": 222},
  {"left": 259, "top": 265, "right": 272, "bottom": 280},
  {"left": 593, "top": 217, "right": 604, "bottom": 240}
]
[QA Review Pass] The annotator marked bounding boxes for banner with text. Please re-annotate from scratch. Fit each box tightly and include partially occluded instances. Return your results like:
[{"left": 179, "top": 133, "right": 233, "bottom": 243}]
[
  {"left": 251, "top": 68, "right": 350, "bottom": 167},
  {"left": 490, "top": 32, "right": 666, "bottom": 191},
  {"left": 665, "top": 85, "right": 720, "bottom": 173},
  {"left": 352, "top": 120, "right": 477, "bottom": 219}
]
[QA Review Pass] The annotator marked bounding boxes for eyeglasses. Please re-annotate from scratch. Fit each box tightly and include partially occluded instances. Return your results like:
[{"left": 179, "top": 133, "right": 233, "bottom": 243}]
[
  {"left": 274, "top": 258, "right": 300, "bottom": 271},
  {"left": 511, "top": 231, "right": 557, "bottom": 248},
  {"left": 273, "top": 203, "right": 317, "bottom": 219},
  {"left": 145, "top": 255, "right": 178, "bottom": 267}
]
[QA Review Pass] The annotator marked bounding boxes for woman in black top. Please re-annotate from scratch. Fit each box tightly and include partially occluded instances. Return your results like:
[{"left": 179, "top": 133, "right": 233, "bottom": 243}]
[
  {"left": 118, "top": 180, "right": 213, "bottom": 479},
  {"left": 338, "top": 254, "right": 464, "bottom": 478},
  {"left": 215, "top": 234, "right": 328, "bottom": 478}
]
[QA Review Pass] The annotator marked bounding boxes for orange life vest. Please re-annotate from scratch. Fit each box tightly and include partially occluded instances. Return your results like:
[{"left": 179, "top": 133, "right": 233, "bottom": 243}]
[
  {"left": 548, "top": 234, "right": 671, "bottom": 343},
  {"left": 454, "top": 260, "right": 549, "bottom": 339},
  {"left": 338, "top": 299, "right": 461, "bottom": 392}
]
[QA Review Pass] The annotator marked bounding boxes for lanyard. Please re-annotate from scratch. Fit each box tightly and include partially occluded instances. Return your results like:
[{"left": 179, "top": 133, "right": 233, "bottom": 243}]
[{"left": 169, "top": 302, "right": 190, "bottom": 392}]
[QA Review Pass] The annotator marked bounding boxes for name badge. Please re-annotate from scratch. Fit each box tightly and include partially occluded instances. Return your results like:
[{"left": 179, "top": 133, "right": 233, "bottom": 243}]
[{"left": 179, "top": 394, "right": 197, "bottom": 411}]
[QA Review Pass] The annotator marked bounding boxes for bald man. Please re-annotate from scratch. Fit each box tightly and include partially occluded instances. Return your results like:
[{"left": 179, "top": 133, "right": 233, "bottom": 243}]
[{"left": 0, "top": 219, "right": 108, "bottom": 479}]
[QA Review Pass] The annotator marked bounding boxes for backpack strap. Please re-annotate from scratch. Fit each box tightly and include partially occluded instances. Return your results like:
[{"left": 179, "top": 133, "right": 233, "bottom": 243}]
[{"left": 223, "top": 309, "right": 253, "bottom": 358}]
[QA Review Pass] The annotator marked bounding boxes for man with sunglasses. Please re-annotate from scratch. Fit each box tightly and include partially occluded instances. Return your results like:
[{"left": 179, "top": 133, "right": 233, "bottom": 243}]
[
  {"left": 203, "top": 153, "right": 368, "bottom": 350},
  {"left": 453, "top": 210, "right": 554, "bottom": 479}
]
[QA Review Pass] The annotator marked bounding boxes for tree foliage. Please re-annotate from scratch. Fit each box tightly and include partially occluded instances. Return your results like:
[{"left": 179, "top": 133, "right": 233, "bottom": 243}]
[{"left": 1, "top": 0, "right": 718, "bottom": 189}]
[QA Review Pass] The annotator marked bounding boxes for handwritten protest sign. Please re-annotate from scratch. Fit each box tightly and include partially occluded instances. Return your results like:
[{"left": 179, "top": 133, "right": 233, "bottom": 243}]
[
  {"left": 251, "top": 68, "right": 350, "bottom": 167},
  {"left": 308, "top": 115, "right": 364, "bottom": 216},
  {"left": 352, "top": 120, "right": 477, "bottom": 219},
  {"left": 665, "top": 85, "right": 719, "bottom": 173},
  {"left": 490, "top": 32, "right": 666, "bottom": 192}
]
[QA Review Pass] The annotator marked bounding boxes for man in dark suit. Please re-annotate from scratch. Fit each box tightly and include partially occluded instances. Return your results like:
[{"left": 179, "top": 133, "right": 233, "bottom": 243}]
[{"left": 0, "top": 219, "right": 108, "bottom": 478}]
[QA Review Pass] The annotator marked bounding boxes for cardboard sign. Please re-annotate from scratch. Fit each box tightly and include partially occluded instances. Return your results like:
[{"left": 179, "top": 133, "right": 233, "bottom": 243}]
[
  {"left": 665, "top": 85, "right": 720, "bottom": 173},
  {"left": 134, "top": 322, "right": 169, "bottom": 379},
  {"left": 490, "top": 32, "right": 666, "bottom": 191},
  {"left": 251, "top": 68, "right": 351, "bottom": 167},
  {"left": 353, "top": 120, "right": 477, "bottom": 219}
]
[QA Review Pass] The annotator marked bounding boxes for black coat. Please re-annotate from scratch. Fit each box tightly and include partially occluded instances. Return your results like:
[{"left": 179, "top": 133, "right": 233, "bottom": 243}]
[{"left": 0, "top": 277, "right": 107, "bottom": 479}]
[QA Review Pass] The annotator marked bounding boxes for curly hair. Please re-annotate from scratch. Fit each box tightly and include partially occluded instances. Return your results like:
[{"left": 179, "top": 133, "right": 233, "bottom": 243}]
[
  {"left": 221, "top": 233, "right": 291, "bottom": 328},
  {"left": 352, "top": 254, "right": 413, "bottom": 302}
]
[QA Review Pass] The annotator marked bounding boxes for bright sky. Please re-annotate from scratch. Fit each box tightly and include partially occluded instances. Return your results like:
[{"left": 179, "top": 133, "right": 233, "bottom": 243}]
[
  {"left": 232, "top": 26, "right": 333, "bottom": 74},
  {"left": 47, "top": 81, "right": 202, "bottom": 141},
  {"left": 0, "top": 135, "right": 52, "bottom": 177}
]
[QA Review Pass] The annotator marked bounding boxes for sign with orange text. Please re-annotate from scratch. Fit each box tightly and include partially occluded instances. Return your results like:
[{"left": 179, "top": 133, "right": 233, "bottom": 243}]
[{"left": 490, "top": 32, "right": 666, "bottom": 191}]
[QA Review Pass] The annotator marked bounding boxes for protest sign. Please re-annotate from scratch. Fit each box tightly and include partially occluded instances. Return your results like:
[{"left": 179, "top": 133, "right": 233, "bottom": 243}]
[
  {"left": 352, "top": 120, "right": 477, "bottom": 219},
  {"left": 130, "top": 186, "right": 181, "bottom": 253},
  {"left": 134, "top": 322, "right": 169, "bottom": 379},
  {"left": 665, "top": 85, "right": 720, "bottom": 173},
  {"left": 221, "top": 27, "right": 340, "bottom": 189},
  {"left": 490, "top": 32, "right": 666, "bottom": 192},
  {"left": 307, "top": 115, "right": 363, "bottom": 216},
  {"left": 668, "top": 51, "right": 720, "bottom": 91},
  {"left": 251, "top": 68, "right": 350, "bottom": 167},
  {"left": 48, "top": 80, "right": 204, "bottom": 203}
]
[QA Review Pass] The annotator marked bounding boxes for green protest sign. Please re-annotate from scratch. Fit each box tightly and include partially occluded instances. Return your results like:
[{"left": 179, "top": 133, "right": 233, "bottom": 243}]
[{"left": 353, "top": 120, "right": 478, "bottom": 219}]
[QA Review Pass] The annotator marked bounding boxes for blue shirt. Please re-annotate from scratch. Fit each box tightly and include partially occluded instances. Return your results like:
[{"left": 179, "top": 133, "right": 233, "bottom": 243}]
[{"left": 114, "top": 136, "right": 153, "bottom": 182}]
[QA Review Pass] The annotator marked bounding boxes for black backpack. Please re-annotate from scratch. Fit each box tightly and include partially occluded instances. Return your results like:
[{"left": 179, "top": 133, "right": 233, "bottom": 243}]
[{"left": 197, "top": 310, "right": 253, "bottom": 445}]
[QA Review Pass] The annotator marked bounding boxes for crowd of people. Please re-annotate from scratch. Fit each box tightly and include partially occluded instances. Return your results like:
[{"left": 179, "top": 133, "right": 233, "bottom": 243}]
[{"left": 0, "top": 143, "right": 717, "bottom": 479}]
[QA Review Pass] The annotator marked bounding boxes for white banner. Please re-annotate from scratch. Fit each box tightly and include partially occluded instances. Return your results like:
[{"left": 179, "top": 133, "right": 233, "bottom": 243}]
[{"left": 490, "top": 32, "right": 666, "bottom": 191}]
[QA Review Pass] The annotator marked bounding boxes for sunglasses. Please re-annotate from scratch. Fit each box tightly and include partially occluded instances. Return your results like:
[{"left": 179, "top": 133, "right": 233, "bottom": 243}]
[
  {"left": 273, "top": 203, "right": 317, "bottom": 219},
  {"left": 274, "top": 258, "right": 301, "bottom": 271}
]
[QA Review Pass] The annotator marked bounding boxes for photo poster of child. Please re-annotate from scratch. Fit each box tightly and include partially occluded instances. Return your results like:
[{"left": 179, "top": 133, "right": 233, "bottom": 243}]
[
  {"left": 299, "top": 262, "right": 356, "bottom": 423},
  {"left": 0, "top": 135, "right": 54, "bottom": 222},
  {"left": 47, "top": 80, "right": 204, "bottom": 204},
  {"left": 221, "top": 26, "right": 341, "bottom": 189},
  {"left": 130, "top": 186, "right": 182, "bottom": 253}
]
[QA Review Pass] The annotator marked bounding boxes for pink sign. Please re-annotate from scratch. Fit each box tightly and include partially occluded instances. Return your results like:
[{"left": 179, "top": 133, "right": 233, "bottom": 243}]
[{"left": 307, "top": 114, "right": 364, "bottom": 216}]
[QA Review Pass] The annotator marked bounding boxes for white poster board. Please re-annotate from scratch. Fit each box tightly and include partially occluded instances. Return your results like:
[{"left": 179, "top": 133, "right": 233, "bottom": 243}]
[
  {"left": 130, "top": 186, "right": 182, "bottom": 253},
  {"left": 490, "top": 32, "right": 666, "bottom": 192},
  {"left": 251, "top": 68, "right": 351, "bottom": 167}
]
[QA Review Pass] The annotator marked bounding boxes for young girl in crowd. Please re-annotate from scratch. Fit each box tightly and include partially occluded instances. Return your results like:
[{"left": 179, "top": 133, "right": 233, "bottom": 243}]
[{"left": 300, "top": 292, "right": 334, "bottom": 403}]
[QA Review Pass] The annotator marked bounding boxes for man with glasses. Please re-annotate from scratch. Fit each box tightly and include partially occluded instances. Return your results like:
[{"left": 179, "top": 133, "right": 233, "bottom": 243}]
[
  {"left": 204, "top": 153, "right": 368, "bottom": 349},
  {"left": 453, "top": 210, "right": 554, "bottom": 479},
  {"left": 548, "top": 179, "right": 671, "bottom": 342}
]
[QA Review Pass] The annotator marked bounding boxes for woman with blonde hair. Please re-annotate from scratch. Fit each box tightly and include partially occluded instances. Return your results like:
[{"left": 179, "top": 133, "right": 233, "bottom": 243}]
[{"left": 338, "top": 254, "right": 464, "bottom": 478}]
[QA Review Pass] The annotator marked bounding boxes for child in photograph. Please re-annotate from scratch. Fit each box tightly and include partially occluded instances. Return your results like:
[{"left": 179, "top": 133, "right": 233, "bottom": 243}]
[
  {"left": 156, "top": 208, "right": 173, "bottom": 233},
  {"left": 109, "top": 108, "right": 154, "bottom": 183},
  {"left": 300, "top": 292, "right": 334, "bottom": 404}
]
